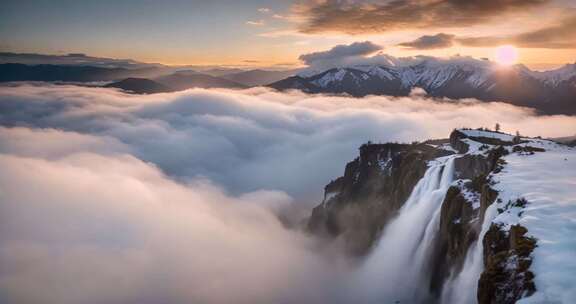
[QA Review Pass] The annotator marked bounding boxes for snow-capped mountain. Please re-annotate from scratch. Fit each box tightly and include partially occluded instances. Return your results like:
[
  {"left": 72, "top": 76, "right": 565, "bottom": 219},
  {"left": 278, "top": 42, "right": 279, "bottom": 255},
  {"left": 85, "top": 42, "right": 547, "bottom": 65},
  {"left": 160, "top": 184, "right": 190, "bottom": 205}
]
[
  {"left": 308, "top": 128, "right": 576, "bottom": 303},
  {"left": 269, "top": 58, "right": 576, "bottom": 115},
  {"left": 529, "top": 63, "right": 576, "bottom": 87}
]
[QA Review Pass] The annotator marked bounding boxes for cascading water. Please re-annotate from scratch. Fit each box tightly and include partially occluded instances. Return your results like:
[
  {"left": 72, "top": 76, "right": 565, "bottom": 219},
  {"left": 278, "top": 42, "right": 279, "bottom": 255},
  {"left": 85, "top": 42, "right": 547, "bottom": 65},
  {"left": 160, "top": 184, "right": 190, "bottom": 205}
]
[
  {"left": 351, "top": 156, "right": 456, "bottom": 303},
  {"left": 441, "top": 203, "right": 498, "bottom": 304}
]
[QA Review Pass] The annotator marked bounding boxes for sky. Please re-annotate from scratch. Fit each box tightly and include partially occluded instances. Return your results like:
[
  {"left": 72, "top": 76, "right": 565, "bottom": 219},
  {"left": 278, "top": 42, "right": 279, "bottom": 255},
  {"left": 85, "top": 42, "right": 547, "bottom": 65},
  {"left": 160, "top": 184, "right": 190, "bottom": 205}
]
[{"left": 1, "top": 0, "right": 576, "bottom": 69}]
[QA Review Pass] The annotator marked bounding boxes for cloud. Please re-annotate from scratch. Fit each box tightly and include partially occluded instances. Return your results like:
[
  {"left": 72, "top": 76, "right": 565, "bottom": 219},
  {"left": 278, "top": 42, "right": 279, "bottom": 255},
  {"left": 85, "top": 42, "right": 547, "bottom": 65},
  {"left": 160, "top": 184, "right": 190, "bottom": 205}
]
[
  {"left": 258, "top": 7, "right": 271, "bottom": 13},
  {"left": 296, "top": 41, "right": 440, "bottom": 73},
  {"left": 295, "top": 0, "right": 549, "bottom": 35},
  {"left": 399, "top": 33, "right": 455, "bottom": 50},
  {"left": 0, "top": 151, "right": 345, "bottom": 304},
  {"left": 1, "top": 83, "right": 575, "bottom": 303},
  {"left": 299, "top": 41, "right": 382, "bottom": 69},
  {"left": 1, "top": 84, "right": 575, "bottom": 202},
  {"left": 0, "top": 52, "right": 152, "bottom": 69},
  {"left": 246, "top": 20, "right": 265, "bottom": 26},
  {"left": 457, "top": 15, "right": 576, "bottom": 49},
  {"left": 394, "top": 14, "right": 576, "bottom": 49}
]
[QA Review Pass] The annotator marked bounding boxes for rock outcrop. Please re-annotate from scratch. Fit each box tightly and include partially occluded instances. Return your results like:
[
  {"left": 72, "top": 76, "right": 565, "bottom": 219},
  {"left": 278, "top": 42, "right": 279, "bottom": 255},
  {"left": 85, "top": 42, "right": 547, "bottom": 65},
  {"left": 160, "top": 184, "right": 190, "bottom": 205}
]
[
  {"left": 478, "top": 222, "right": 537, "bottom": 304},
  {"left": 308, "top": 128, "right": 539, "bottom": 302},
  {"left": 308, "top": 142, "right": 451, "bottom": 256}
]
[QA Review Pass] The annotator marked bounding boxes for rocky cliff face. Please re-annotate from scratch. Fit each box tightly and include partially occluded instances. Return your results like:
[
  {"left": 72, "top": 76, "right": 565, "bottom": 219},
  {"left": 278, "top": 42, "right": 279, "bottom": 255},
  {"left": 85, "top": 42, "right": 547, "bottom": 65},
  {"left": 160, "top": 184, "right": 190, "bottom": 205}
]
[
  {"left": 478, "top": 221, "right": 536, "bottom": 304},
  {"left": 307, "top": 142, "right": 451, "bottom": 256},
  {"left": 308, "top": 129, "right": 540, "bottom": 302}
]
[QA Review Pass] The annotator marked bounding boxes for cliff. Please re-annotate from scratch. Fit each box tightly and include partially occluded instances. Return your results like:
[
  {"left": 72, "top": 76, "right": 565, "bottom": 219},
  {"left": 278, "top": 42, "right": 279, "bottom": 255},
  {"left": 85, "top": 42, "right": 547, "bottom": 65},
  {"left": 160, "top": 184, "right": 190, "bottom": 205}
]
[
  {"left": 307, "top": 142, "right": 451, "bottom": 256},
  {"left": 306, "top": 128, "right": 566, "bottom": 303}
]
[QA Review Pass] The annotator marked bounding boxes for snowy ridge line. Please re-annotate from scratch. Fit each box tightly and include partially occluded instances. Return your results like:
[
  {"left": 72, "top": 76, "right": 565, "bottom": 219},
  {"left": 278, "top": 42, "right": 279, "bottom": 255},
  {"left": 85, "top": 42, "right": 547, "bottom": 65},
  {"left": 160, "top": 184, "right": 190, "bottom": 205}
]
[
  {"left": 446, "top": 128, "right": 576, "bottom": 303},
  {"left": 297, "top": 57, "right": 576, "bottom": 91}
]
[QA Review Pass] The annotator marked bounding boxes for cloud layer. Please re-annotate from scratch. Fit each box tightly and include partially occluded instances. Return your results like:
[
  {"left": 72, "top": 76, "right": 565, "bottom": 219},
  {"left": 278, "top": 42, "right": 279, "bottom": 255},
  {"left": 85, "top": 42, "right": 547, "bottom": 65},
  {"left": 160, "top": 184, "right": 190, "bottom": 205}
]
[
  {"left": 1, "top": 84, "right": 575, "bottom": 303},
  {"left": 1, "top": 84, "right": 575, "bottom": 202},
  {"left": 458, "top": 15, "right": 576, "bottom": 49},
  {"left": 0, "top": 150, "right": 344, "bottom": 304},
  {"left": 296, "top": 0, "right": 548, "bottom": 35},
  {"left": 399, "top": 33, "right": 455, "bottom": 50}
]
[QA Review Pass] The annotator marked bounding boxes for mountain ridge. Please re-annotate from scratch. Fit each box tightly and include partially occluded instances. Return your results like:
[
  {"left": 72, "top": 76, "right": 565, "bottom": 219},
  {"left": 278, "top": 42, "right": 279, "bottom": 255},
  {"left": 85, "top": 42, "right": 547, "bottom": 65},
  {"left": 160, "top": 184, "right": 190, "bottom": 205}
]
[
  {"left": 308, "top": 127, "right": 575, "bottom": 303},
  {"left": 269, "top": 58, "right": 576, "bottom": 115}
]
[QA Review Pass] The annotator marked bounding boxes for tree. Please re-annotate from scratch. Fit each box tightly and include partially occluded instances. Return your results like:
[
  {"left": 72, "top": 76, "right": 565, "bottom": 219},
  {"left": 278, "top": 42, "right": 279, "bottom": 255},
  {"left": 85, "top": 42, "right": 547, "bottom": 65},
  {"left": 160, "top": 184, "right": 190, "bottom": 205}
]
[
  {"left": 495, "top": 123, "right": 501, "bottom": 132},
  {"left": 513, "top": 130, "right": 521, "bottom": 144}
]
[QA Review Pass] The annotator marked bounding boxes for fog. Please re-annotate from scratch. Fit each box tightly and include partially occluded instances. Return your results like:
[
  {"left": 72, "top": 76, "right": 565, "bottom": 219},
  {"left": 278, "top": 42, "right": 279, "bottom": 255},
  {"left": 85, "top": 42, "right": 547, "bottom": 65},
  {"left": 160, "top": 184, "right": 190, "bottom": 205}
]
[
  {"left": 1, "top": 84, "right": 574, "bottom": 203},
  {"left": 0, "top": 84, "right": 575, "bottom": 303}
]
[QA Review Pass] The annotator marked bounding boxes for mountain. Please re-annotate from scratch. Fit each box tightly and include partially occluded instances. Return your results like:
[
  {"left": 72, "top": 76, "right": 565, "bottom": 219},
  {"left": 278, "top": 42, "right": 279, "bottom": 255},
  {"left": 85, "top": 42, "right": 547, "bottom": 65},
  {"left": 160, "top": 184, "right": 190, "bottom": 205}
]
[
  {"left": 0, "top": 63, "right": 166, "bottom": 82},
  {"left": 201, "top": 68, "right": 247, "bottom": 77},
  {"left": 104, "top": 78, "right": 174, "bottom": 94},
  {"left": 269, "top": 59, "right": 576, "bottom": 115},
  {"left": 0, "top": 52, "right": 163, "bottom": 69},
  {"left": 308, "top": 128, "right": 575, "bottom": 303},
  {"left": 154, "top": 71, "right": 247, "bottom": 90},
  {"left": 220, "top": 69, "right": 298, "bottom": 86}
]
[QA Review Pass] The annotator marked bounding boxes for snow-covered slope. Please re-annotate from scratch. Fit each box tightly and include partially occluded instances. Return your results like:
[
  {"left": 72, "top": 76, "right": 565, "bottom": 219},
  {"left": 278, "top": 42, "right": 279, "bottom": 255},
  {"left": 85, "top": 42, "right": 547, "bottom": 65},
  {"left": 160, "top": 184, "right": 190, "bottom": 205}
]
[
  {"left": 450, "top": 129, "right": 576, "bottom": 303},
  {"left": 530, "top": 63, "right": 576, "bottom": 87},
  {"left": 493, "top": 138, "right": 576, "bottom": 303},
  {"left": 309, "top": 127, "right": 576, "bottom": 303},
  {"left": 269, "top": 57, "right": 576, "bottom": 115}
]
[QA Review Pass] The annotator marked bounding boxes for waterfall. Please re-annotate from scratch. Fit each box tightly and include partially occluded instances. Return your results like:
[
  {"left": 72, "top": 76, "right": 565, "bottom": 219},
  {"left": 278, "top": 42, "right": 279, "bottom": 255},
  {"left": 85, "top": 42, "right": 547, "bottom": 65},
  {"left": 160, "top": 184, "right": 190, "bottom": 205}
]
[
  {"left": 440, "top": 202, "right": 498, "bottom": 304},
  {"left": 351, "top": 156, "right": 456, "bottom": 303}
]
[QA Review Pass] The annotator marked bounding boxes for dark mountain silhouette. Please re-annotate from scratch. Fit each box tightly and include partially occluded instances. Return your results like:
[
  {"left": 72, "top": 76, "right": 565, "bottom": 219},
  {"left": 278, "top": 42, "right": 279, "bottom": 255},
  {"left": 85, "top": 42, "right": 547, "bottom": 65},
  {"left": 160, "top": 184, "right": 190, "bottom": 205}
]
[
  {"left": 154, "top": 71, "right": 247, "bottom": 90},
  {"left": 104, "top": 78, "right": 174, "bottom": 94},
  {"left": 221, "top": 69, "right": 298, "bottom": 86},
  {"left": 0, "top": 63, "right": 165, "bottom": 82}
]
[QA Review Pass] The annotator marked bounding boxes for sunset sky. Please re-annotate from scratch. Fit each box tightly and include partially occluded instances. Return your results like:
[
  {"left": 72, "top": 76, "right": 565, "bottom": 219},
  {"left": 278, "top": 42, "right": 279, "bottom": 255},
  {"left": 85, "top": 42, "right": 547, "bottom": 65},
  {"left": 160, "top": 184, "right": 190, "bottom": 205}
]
[{"left": 2, "top": 0, "right": 575, "bottom": 69}]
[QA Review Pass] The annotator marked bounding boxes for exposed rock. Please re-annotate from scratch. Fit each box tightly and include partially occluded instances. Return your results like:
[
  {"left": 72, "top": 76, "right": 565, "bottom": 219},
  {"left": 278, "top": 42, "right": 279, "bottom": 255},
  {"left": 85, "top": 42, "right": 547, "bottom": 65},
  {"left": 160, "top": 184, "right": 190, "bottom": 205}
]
[
  {"left": 308, "top": 142, "right": 451, "bottom": 255},
  {"left": 478, "top": 223, "right": 537, "bottom": 304},
  {"left": 512, "top": 145, "right": 546, "bottom": 154},
  {"left": 308, "top": 128, "right": 539, "bottom": 302},
  {"left": 430, "top": 169, "right": 498, "bottom": 295},
  {"left": 450, "top": 129, "right": 470, "bottom": 153},
  {"left": 430, "top": 185, "right": 479, "bottom": 294}
]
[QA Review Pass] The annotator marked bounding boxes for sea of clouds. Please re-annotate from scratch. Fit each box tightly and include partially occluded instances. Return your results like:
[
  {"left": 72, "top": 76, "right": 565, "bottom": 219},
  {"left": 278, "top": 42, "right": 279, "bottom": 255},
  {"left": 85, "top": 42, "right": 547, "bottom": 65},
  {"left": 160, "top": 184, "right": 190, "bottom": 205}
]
[{"left": 1, "top": 83, "right": 575, "bottom": 303}]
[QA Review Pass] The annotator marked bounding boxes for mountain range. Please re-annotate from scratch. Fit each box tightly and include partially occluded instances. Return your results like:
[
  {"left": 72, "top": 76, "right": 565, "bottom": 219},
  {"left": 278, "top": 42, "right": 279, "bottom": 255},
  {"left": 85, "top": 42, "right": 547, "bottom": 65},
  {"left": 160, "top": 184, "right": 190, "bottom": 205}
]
[
  {"left": 1, "top": 53, "right": 574, "bottom": 115},
  {"left": 269, "top": 58, "right": 576, "bottom": 115},
  {"left": 0, "top": 63, "right": 296, "bottom": 92}
]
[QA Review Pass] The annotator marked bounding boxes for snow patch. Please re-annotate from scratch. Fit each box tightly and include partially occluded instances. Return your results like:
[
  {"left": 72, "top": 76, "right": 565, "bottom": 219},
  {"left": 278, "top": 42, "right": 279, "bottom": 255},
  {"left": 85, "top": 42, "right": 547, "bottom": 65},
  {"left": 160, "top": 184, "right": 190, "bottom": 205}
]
[{"left": 491, "top": 144, "right": 576, "bottom": 303}]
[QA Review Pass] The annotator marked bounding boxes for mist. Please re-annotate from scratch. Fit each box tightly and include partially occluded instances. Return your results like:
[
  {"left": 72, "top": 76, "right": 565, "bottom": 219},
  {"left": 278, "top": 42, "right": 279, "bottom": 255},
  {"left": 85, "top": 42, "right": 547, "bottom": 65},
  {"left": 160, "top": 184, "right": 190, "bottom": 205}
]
[
  {"left": 1, "top": 84, "right": 575, "bottom": 303},
  {"left": 1, "top": 84, "right": 574, "bottom": 203}
]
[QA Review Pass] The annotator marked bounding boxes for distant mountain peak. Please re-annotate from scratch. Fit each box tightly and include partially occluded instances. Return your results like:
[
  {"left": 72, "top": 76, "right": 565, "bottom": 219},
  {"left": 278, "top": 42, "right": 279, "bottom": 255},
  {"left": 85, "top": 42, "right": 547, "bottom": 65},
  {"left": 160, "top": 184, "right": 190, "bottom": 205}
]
[{"left": 269, "top": 59, "right": 576, "bottom": 115}]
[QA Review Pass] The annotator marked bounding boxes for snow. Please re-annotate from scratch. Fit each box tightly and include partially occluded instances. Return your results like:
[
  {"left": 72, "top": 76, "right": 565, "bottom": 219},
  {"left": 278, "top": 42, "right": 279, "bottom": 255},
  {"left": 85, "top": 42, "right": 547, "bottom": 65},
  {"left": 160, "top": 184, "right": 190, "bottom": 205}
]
[
  {"left": 437, "top": 143, "right": 458, "bottom": 153},
  {"left": 352, "top": 65, "right": 397, "bottom": 80},
  {"left": 460, "top": 138, "right": 487, "bottom": 155},
  {"left": 377, "top": 150, "right": 393, "bottom": 175},
  {"left": 299, "top": 57, "right": 575, "bottom": 92},
  {"left": 491, "top": 140, "right": 576, "bottom": 303},
  {"left": 442, "top": 130, "right": 576, "bottom": 303},
  {"left": 460, "top": 185, "right": 481, "bottom": 209},
  {"left": 323, "top": 191, "right": 339, "bottom": 205},
  {"left": 530, "top": 63, "right": 576, "bottom": 86},
  {"left": 460, "top": 129, "right": 516, "bottom": 142},
  {"left": 312, "top": 68, "right": 349, "bottom": 87}
]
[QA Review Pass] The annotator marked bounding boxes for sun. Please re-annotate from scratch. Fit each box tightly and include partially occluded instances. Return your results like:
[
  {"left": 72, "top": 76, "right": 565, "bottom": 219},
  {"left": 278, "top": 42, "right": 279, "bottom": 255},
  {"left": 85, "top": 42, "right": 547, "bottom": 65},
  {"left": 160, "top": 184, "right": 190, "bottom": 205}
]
[{"left": 494, "top": 45, "right": 519, "bottom": 66}]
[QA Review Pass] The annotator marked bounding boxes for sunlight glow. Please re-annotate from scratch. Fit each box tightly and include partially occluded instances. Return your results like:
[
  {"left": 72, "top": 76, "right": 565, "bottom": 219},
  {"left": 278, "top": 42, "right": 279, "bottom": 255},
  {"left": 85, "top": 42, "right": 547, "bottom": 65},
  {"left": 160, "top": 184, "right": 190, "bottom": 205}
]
[{"left": 494, "top": 45, "right": 518, "bottom": 66}]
